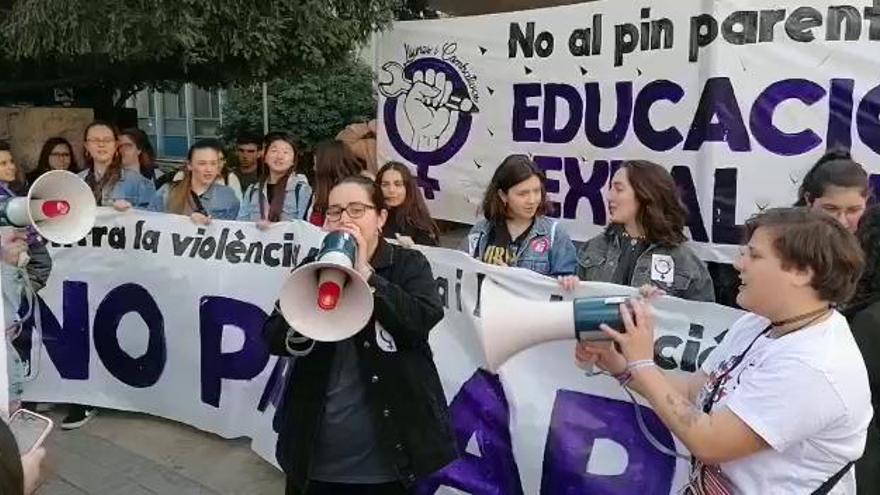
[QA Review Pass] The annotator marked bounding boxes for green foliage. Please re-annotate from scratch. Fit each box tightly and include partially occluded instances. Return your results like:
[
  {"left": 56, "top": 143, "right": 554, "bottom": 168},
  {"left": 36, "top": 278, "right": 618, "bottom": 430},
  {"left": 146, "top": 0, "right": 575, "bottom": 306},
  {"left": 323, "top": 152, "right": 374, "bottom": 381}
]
[
  {"left": 219, "top": 59, "right": 375, "bottom": 153},
  {"left": 0, "top": 0, "right": 399, "bottom": 101}
]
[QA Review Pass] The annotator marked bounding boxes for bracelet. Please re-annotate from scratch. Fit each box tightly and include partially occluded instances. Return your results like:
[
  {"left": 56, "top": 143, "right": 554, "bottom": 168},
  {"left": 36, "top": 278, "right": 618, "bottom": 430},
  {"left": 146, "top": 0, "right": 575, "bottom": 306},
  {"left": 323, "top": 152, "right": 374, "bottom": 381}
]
[
  {"left": 613, "top": 360, "right": 656, "bottom": 387},
  {"left": 626, "top": 360, "right": 656, "bottom": 372}
]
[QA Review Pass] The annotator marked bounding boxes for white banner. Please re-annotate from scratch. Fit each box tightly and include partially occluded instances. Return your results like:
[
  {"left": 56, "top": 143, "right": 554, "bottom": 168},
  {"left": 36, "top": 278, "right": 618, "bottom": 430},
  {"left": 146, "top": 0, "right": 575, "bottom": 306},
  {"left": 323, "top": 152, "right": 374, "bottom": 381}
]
[
  {"left": 375, "top": 0, "right": 880, "bottom": 262},
  {"left": 15, "top": 210, "right": 745, "bottom": 494}
]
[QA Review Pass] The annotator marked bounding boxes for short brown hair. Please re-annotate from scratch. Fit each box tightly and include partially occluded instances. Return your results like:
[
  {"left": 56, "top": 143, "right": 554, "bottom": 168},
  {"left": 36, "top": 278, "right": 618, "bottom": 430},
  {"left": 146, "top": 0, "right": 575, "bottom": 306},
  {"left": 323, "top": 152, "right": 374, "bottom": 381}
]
[
  {"left": 745, "top": 207, "right": 864, "bottom": 304},
  {"left": 481, "top": 154, "right": 549, "bottom": 223},
  {"left": 621, "top": 160, "right": 688, "bottom": 246}
]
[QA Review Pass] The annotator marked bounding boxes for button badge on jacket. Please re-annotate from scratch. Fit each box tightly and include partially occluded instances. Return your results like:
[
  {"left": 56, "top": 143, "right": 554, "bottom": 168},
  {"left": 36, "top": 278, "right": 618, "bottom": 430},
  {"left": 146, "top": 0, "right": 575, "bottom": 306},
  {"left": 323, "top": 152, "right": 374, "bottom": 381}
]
[
  {"left": 650, "top": 254, "right": 675, "bottom": 285},
  {"left": 376, "top": 323, "right": 398, "bottom": 353}
]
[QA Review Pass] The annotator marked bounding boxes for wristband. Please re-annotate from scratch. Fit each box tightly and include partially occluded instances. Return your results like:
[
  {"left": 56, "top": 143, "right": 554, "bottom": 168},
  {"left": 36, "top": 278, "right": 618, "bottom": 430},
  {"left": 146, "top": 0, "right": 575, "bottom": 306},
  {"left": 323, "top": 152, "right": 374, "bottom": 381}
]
[
  {"left": 626, "top": 360, "right": 656, "bottom": 375},
  {"left": 613, "top": 370, "right": 632, "bottom": 386}
]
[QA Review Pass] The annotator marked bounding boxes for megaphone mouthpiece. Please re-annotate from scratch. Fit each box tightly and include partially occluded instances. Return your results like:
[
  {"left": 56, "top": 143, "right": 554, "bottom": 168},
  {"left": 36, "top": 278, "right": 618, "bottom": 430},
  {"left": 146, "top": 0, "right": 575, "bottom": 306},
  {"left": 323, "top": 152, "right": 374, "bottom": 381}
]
[
  {"left": 36, "top": 200, "right": 71, "bottom": 220},
  {"left": 316, "top": 268, "right": 347, "bottom": 311}
]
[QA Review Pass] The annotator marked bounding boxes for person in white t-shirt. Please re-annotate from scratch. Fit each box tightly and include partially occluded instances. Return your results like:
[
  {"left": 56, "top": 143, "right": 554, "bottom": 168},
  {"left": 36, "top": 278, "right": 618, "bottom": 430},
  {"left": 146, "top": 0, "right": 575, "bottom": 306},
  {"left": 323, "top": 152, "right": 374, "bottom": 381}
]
[{"left": 576, "top": 207, "right": 872, "bottom": 494}]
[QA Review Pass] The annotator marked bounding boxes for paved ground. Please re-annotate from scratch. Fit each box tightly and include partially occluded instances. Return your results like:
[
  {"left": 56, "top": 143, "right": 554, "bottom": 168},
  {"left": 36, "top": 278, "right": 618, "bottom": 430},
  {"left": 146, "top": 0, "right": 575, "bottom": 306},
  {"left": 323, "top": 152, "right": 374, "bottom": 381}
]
[
  {"left": 35, "top": 224, "right": 471, "bottom": 495},
  {"left": 39, "top": 409, "right": 284, "bottom": 495}
]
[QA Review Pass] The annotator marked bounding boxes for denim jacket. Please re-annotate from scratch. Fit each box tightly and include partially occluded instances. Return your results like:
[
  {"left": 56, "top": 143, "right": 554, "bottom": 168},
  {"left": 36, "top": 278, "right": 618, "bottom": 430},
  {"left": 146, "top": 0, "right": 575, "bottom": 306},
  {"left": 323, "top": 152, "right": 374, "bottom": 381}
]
[
  {"left": 461, "top": 216, "right": 577, "bottom": 276},
  {"left": 78, "top": 168, "right": 156, "bottom": 208},
  {"left": 238, "top": 173, "right": 312, "bottom": 222},
  {"left": 148, "top": 182, "right": 240, "bottom": 220},
  {"left": 577, "top": 227, "right": 715, "bottom": 302}
]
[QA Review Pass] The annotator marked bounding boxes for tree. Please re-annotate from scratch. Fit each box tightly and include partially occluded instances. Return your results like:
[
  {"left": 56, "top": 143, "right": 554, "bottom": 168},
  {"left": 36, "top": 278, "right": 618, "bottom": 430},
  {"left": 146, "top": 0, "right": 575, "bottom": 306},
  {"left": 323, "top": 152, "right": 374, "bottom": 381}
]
[
  {"left": 219, "top": 58, "right": 374, "bottom": 170},
  {"left": 396, "top": 0, "right": 440, "bottom": 20},
  {"left": 0, "top": 0, "right": 399, "bottom": 112}
]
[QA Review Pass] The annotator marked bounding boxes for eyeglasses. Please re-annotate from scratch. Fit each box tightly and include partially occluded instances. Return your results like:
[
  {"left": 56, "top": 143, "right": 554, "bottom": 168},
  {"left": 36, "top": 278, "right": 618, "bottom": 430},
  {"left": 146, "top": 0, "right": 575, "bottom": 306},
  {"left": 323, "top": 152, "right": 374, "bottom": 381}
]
[
  {"left": 87, "top": 138, "right": 116, "bottom": 145},
  {"left": 49, "top": 152, "right": 71, "bottom": 158},
  {"left": 325, "top": 202, "right": 376, "bottom": 221}
]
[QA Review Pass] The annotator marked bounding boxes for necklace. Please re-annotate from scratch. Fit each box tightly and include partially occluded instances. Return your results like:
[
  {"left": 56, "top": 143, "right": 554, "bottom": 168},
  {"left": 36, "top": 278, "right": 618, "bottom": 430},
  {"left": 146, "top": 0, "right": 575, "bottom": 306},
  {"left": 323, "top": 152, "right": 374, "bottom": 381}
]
[{"left": 769, "top": 306, "right": 831, "bottom": 338}]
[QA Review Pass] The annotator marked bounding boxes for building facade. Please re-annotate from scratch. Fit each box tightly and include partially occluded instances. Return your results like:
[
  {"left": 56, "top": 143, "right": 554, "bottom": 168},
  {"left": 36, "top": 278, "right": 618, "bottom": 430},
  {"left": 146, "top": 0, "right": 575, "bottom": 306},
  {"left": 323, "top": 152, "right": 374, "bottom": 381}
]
[{"left": 128, "top": 85, "right": 224, "bottom": 159}]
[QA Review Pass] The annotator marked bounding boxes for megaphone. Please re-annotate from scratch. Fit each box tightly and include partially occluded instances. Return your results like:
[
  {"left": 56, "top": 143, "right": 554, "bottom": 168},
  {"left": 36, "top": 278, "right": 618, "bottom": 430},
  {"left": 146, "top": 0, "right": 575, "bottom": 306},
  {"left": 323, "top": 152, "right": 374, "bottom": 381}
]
[
  {"left": 0, "top": 170, "right": 97, "bottom": 244},
  {"left": 278, "top": 231, "right": 374, "bottom": 342},
  {"left": 481, "top": 283, "right": 629, "bottom": 371}
]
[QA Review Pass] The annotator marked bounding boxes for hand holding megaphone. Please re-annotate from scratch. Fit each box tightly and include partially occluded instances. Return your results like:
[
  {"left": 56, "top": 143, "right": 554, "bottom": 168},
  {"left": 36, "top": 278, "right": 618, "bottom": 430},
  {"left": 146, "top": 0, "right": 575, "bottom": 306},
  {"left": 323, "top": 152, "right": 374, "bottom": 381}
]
[
  {"left": 0, "top": 171, "right": 96, "bottom": 245},
  {"left": 576, "top": 298, "right": 657, "bottom": 378},
  {"left": 278, "top": 229, "right": 375, "bottom": 342},
  {"left": 0, "top": 230, "right": 27, "bottom": 267},
  {"left": 481, "top": 278, "right": 658, "bottom": 371}
]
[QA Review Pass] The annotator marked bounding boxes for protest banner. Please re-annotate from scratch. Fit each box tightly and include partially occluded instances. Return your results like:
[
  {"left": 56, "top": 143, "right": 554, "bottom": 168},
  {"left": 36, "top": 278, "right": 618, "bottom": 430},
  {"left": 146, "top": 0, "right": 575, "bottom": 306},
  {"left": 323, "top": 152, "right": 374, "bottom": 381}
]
[
  {"left": 14, "top": 210, "right": 745, "bottom": 493},
  {"left": 375, "top": 0, "right": 880, "bottom": 262}
]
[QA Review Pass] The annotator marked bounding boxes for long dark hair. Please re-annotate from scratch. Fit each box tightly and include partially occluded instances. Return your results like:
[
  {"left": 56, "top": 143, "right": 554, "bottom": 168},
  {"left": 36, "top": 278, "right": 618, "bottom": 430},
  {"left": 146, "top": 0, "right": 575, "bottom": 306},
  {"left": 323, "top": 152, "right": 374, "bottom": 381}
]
[
  {"left": 618, "top": 160, "right": 688, "bottom": 246},
  {"left": 0, "top": 141, "right": 26, "bottom": 194},
  {"left": 120, "top": 128, "right": 157, "bottom": 179},
  {"left": 795, "top": 149, "right": 869, "bottom": 206},
  {"left": 313, "top": 140, "right": 366, "bottom": 215},
  {"left": 29, "top": 137, "right": 79, "bottom": 183},
  {"left": 166, "top": 139, "right": 223, "bottom": 214},
  {"left": 850, "top": 205, "right": 880, "bottom": 312},
  {"left": 377, "top": 161, "right": 439, "bottom": 241},
  {"left": 258, "top": 132, "right": 298, "bottom": 222},
  {"left": 481, "top": 154, "right": 548, "bottom": 224},
  {"left": 83, "top": 120, "right": 123, "bottom": 201}
]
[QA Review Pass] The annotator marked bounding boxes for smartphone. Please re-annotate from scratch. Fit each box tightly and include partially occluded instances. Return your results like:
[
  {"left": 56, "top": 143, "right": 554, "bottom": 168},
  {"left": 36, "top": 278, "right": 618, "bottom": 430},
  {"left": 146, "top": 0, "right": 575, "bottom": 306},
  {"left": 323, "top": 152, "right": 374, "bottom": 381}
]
[{"left": 8, "top": 409, "right": 53, "bottom": 454}]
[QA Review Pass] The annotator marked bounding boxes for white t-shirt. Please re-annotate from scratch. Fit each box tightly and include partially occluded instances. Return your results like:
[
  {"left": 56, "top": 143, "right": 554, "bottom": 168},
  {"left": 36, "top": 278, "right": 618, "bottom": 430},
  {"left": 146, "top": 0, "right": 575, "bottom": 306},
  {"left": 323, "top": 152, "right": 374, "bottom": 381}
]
[{"left": 698, "top": 311, "right": 872, "bottom": 494}]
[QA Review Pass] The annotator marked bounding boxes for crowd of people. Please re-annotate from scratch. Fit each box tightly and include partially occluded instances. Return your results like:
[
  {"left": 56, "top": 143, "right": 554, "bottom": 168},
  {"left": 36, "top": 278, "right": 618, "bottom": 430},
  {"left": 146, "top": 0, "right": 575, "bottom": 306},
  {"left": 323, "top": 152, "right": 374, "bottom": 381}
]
[{"left": 0, "top": 116, "right": 878, "bottom": 494}]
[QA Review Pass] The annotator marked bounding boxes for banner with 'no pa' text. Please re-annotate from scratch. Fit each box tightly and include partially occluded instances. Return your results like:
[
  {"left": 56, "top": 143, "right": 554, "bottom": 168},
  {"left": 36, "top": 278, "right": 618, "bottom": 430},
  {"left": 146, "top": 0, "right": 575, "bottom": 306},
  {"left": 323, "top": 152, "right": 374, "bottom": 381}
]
[
  {"left": 14, "top": 209, "right": 745, "bottom": 494},
  {"left": 375, "top": 0, "right": 880, "bottom": 262}
]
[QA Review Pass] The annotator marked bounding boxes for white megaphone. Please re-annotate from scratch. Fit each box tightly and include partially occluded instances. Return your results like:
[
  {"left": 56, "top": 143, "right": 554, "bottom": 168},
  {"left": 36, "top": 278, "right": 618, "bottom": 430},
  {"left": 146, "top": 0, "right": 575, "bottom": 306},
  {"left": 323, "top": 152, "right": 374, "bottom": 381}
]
[
  {"left": 481, "top": 285, "right": 629, "bottom": 372},
  {"left": 278, "top": 230, "right": 374, "bottom": 342},
  {"left": 0, "top": 170, "right": 97, "bottom": 244}
]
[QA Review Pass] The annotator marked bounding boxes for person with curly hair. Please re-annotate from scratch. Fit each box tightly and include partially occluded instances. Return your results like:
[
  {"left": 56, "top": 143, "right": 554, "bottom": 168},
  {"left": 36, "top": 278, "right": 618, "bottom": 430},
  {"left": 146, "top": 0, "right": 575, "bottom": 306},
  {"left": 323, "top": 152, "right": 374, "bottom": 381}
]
[{"left": 563, "top": 160, "right": 714, "bottom": 301}]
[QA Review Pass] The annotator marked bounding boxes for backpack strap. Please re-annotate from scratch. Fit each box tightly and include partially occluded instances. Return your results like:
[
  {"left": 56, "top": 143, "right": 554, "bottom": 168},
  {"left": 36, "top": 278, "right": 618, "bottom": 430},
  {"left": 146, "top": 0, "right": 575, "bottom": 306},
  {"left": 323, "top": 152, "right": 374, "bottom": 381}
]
[
  {"left": 550, "top": 220, "right": 558, "bottom": 247},
  {"left": 811, "top": 462, "right": 853, "bottom": 495}
]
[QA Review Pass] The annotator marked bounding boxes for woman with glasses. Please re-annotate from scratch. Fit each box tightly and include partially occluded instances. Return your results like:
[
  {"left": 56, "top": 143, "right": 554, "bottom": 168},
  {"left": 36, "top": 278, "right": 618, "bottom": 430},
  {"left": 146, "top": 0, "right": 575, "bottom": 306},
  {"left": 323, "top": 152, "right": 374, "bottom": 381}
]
[
  {"left": 26, "top": 137, "right": 79, "bottom": 184},
  {"left": 263, "top": 175, "right": 457, "bottom": 495},
  {"left": 238, "top": 132, "right": 312, "bottom": 228},
  {"left": 148, "top": 140, "right": 239, "bottom": 223},
  {"left": 77, "top": 121, "right": 155, "bottom": 211}
]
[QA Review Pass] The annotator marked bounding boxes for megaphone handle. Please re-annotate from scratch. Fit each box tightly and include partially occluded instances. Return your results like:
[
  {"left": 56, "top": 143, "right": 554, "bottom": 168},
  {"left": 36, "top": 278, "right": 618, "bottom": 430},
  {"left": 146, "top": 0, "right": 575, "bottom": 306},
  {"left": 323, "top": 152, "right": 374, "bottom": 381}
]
[
  {"left": 16, "top": 252, "right": 30, "bottom": 268},
  {"left": 284, "top": 328, "right": 316, "bottom": 356}
]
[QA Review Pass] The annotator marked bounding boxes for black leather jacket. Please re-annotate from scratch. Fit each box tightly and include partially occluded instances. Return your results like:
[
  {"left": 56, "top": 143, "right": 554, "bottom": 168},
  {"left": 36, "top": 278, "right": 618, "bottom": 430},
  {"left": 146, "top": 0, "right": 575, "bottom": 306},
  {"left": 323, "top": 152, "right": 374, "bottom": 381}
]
[{"left": 264, "top": 239, "right": 458, "bottom": 491}]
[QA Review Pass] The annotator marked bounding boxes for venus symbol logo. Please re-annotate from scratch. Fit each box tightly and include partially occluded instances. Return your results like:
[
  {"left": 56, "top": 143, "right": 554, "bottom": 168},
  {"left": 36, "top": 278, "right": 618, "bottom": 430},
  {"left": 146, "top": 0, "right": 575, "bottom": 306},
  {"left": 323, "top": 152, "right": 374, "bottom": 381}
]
[{"left": 381, "top": 43, "right": 479, "bottom": 199}]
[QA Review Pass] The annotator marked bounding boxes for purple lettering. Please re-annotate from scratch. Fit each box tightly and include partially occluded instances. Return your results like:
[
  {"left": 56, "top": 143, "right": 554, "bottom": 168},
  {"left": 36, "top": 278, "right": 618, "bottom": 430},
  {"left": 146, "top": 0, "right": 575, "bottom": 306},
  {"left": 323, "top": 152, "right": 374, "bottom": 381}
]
[
  {"left": 415, "top": 370, "right": 524, "bottom": 495},
  {"left": 684, "top": 78, "right": 751, "bottom": 152},
  {"left": 200, "top": 296, "right": 270, "bottom": 408},
  {"left": 633, "top": 80, "right": 685, "bottom": 152},
  {"left": 541, "top": 390, "right": 675, "bottom": 494},
  {"left": 750, "top": 79, "right": 825, "bottom": 156},
  {"left": 93, "top": 284, "right": 166, "bottom": 388}
]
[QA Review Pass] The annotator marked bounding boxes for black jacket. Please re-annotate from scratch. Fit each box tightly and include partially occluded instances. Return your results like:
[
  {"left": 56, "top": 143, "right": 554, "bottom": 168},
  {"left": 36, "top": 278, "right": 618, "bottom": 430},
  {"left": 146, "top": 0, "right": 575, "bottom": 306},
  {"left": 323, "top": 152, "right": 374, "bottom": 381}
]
[
  {"left": 264, "top": 240, "right": 457, "bottom": 490},
  {"left": 382, "top": 210, "right": 438, "bottom": 246},
  {"left": 846, "top": 300, "right": 880, "bottom": 495}
]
